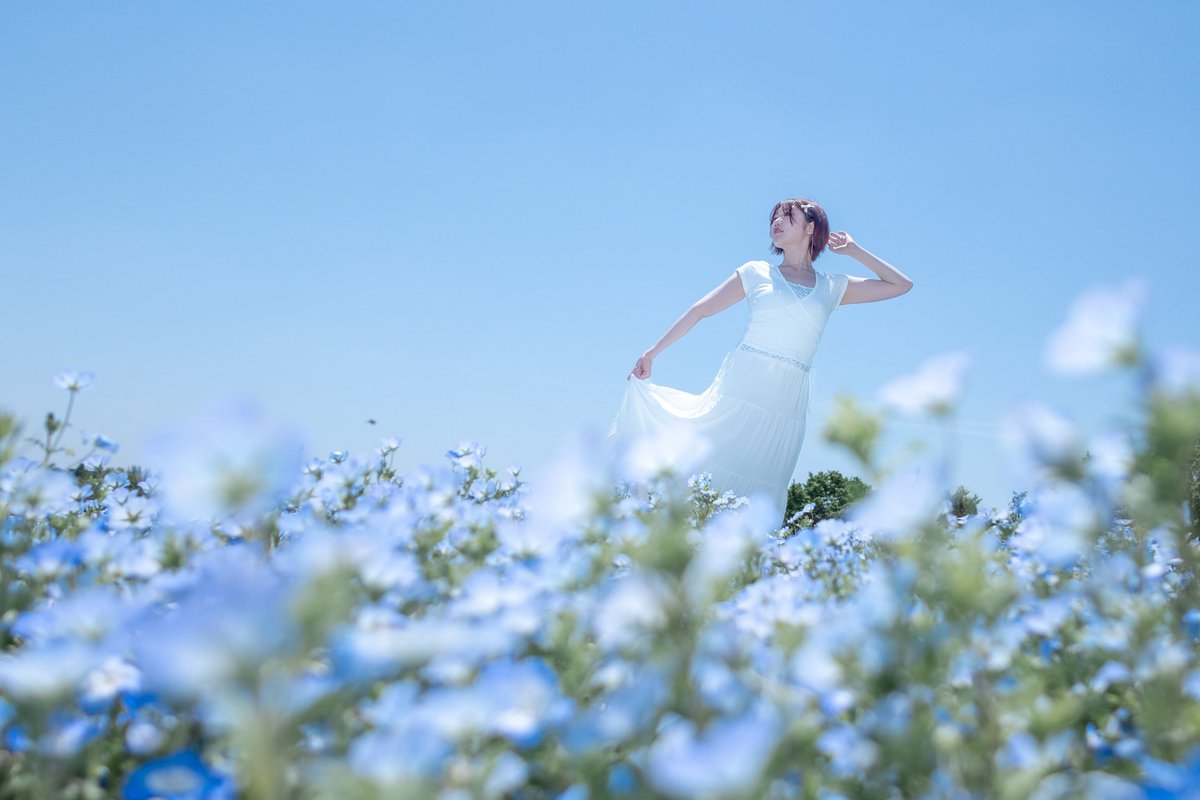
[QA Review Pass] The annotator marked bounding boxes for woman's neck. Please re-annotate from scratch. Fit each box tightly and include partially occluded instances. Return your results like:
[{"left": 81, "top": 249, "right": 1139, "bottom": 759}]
[{"left": 778, "top": 260, "right": 813, "bottom": 273}]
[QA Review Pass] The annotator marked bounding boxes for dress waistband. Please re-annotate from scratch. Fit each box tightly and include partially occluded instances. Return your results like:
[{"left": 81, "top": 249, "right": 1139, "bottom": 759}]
[{"left": 738, "top": 342, "right": 810, "bottom": 371}]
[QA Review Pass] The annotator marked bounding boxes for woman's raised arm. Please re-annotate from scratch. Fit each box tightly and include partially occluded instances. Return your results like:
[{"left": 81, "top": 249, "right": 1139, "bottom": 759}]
[{"left": 626, "top": 272, "right": 747, "bottom": 380}]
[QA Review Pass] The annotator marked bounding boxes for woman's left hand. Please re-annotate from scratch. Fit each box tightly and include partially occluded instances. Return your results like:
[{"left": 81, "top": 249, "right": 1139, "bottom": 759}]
[{"left": 828, "top": 231, "right": 858, "bottom": 254}]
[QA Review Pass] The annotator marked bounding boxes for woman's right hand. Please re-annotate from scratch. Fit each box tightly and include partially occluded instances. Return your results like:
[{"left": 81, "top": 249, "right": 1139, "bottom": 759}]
[{"left": 628, "top": 354, "right": 653, "bottom": 381}]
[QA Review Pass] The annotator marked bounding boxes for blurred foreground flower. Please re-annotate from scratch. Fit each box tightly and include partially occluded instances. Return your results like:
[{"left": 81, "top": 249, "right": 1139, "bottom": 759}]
[
  {"left": 142, "top": 397, "right": 306, "bottom": 526},
  {"left": 845, "top": 463, "right": 941, "bottom": 541},
  {"left": 122, "top": 749, "right": 235, "bottom": 800},
  {"left": 606, "top": 421, "right": 714, "bottom": 487},
  {"left": 53, "top": 370, "right": 94, "bottom": 392},
  {"left": 876, "top": 350, "right": 971, "bottom": 416},
  {"left": 1044, "top": 278, "right": 1147, "bottom": 374}
]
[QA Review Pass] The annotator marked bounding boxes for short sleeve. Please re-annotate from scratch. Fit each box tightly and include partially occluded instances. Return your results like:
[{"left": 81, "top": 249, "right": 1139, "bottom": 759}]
[
  {"left": 736, "top": 261, "right": 759, "bottom": 295},
  {"left": 830, "top": 274, "right": 850, "bottom": 310}
]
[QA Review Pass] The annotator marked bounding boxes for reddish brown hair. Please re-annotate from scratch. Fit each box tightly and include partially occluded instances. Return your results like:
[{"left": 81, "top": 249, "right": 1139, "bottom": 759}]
[{"left": 769, "top": 198, "right": 829, "bottom": 263}]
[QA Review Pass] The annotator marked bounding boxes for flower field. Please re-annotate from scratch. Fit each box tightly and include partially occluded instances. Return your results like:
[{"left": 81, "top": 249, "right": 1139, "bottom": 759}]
[{"left": 3, "top": 283, "right": 1200, "bottom": 799}]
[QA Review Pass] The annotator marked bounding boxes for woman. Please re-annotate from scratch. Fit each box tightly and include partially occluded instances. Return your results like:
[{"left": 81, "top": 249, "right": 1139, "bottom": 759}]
[{"left": 604, "top": 198, "right": 914, "bottom": 524}]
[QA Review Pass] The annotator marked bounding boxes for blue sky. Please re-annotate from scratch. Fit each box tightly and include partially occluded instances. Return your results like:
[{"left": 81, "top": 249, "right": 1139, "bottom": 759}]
[{"left": 4, "top": 1, "right": 1197, "bottom": 512}]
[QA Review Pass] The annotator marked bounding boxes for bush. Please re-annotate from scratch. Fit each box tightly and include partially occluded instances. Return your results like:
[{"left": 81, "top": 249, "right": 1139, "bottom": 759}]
[{"left": 785, "top": 469, "right": 871, "bottom": 531}]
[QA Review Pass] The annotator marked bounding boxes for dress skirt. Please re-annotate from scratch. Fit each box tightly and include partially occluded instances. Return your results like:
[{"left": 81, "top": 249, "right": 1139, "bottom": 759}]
[{"left": 605, "top": 341, "right": 814, "bottom": 523}]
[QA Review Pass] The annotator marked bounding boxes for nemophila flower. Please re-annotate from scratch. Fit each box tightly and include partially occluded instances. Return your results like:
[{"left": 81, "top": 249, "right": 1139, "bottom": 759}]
[
  {"left": 644, "top": 703, "right": 783, "bottom": 798},
  {"left": 347, "top": 721, "right": 454, "bottom": 789},
  {"left": 522, "top": 428, "right": 613, "bottom": 533},
  {"left": 273, "top": 525, "right": 423, "bottom": 598},
  {"left": 1182, "top": 671, "right": 1200, "bottom": 701},
  {"left": 1000, "top": 401, "right": 1088, "bottom": 476},
  {"left": 1017, "top": 593, "right": 1076, "bottom": 637},
  {"left": 816, "top": 723, "right": 879, "bottom": 778},
  {"left": 80, "top": 655, "right": 142, "bottom": 712},
  {"left": 876, "top": 350, "right": 971, "bottom": 416},
  {"left": 330, "top": 616, "right": 518, "bottom": 685},
  {"left": 1044, "top": 278, "right": 1148, "bottom": 374},
  {"left": 845, "top": 463, "right": 941, "bottom": 541},
  {"left": 1090, "top": 660, "right": 1132, "bottom": 693},
  {"left": 997, "top": 730, "right": 1041, "bottom": 771},
  {"left": 106, "top": 492, "right": 157, "bottom": 532},
  {"left": 1082, "top": 428, "right": 1134, "bottom": 495},
  {"left": 101, "top": 470, "right": 132, "bottom": 494},
  {"left": 692, "top": 656, "right": 753, "bottom": 715},
  {"left": 359, "top": 681, "right": 420, "bottom": 729},
  {"left": 1008, "top": 482, "right": 1098, "bottom": 569},
  {"left": 13, "top": 585, "right": 139, "bottom": 647},
  {"left": 80, "top": 429, "right": 119, "bottom": 453},
  {"left": 479, "top": 752, "right": 529, "bottom": 797},
  {"left": 0, "top": 640, "right": 98, "bottom": 702},
  {"left": 142, "top": 397, "right": 306, "bottom": 526},
  {"left": 54, "top": 369, "right": 95, "bottom": 391},
  {"left": 122, "top": 749, "right": 235, "bottom": 800},
  {"left": 1075, "top": 772, "right": 1147, "bottom": 798},
  {"left": 1134, "top": 635, "right": 1190, "bottom": 681},
  {"left": 104, "top": 532, "right": 163, "bottom": 581},
  {"left": 126, "top": 717, "right": 166, "bottom": 755},
  {"left": 1137, "top": 748, "right": 1200, "bottom": 798},
  {"left": 448, "top": 564, "right": 551, "bottom": 638},
  {"left": 32, "top": 709, "right": 106, "bottom": 758},
  {"left": 446, "top": 440, "right": 485, "bottom": 470},
  {"left": 684, "top": 497, "right": 778, "bottom": 604},
  {"left": 789, "top": 633, "right": 845, "bottom": 697},
  {"left": 208, "top": 669, "right": 340, "bottom": 730},
  {"left": 128, "top": 555, "right": 297, "bottom": 699},
  {"left": 68, "top": 480, "right": 95, "bottom": 505},
  {"left": 1, "top": 458, "right": 78, "bottom": 518},
  {"left": 561, "top": 668, "right": 670, "bottom": 754},
  {"left": 592, "top": 572, "right": 672, "bottom": 651},
  {"left": 604, "top": 763, "right": 640, "bottom": 796},
  {"left": 608, "top": 421, "right": 714, "bottom": 489},
  {"left": 495, "top": 509, "right": 583, "bottom": 557},
  {"left": 718, "top": 573, "right": 823, "bottom": 641},
  {"left": 414, "top": 657, "right": 572, "bottom": 748},
  {"left": 1183, "top": 610, "right": 1200, "bottom": 642},
  {"left": 14, "top": 537, "right": 84, "bottom": 579},
  {"left": 375, "top": 435, "right": 403, "bottom": 457},
  {"left": 862, "top": 691, "right": 911, "bottom": 737}
]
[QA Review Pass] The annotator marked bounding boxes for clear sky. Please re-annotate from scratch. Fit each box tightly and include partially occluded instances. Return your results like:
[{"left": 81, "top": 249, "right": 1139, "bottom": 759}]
[{"left": 4, "top": 1, "right": 1197, "bottom": 512}]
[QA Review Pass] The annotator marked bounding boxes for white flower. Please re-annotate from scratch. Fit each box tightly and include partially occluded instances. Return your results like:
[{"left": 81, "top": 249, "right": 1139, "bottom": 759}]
[
  {"left": 53, "top": 370, "right": 95, "bottom": 392},
  {"left": 1044, "top": 279, "right": 1147, "bottom": 374}
]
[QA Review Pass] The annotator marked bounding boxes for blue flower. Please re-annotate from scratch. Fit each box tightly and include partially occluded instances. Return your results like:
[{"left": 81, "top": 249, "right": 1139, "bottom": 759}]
[
  {"left": 1183, "top": 609, "right": 1200, "bottom": 642},
  {"left": 142, "top": 397, "right": 305, "bottom": 526},
  {"left": 1136, "top": 746, "right": 1200, "bottom": 798},
  {"left": 122, "top": 749, "right": 235, "bottom": 800},
  {"left": 645, "top": 704, "right": 783, "bottom": 797}
]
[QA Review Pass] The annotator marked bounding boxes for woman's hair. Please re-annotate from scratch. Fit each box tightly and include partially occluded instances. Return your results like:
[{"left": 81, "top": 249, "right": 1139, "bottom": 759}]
[{"left": 769, "top": 198, "right": 829, "bottom": 262}]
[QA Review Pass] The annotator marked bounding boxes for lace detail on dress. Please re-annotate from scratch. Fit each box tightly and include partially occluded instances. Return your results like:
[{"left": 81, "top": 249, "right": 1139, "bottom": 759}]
[
  {"left": 783, "top": 280, "right": 814, "bottom": 298},
  {"left": 738, "top": 343, "right": 811, "bottom": 371}
]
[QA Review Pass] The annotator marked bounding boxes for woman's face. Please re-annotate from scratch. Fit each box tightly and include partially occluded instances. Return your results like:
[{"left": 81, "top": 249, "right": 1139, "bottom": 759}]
[{"left": 771, "top": 206, "right": 812, "bottom": 248}]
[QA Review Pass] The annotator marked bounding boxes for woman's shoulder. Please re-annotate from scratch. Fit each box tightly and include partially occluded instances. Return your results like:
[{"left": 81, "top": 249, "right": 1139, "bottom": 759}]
[{"left": 738, "top": 260, "right": 770, "bottom": 276}]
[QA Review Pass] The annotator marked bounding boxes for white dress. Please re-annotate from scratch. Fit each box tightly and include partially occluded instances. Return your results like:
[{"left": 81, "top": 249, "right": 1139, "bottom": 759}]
[{"left": 605, "top": 260, "right": 851, "bottom": 521}]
